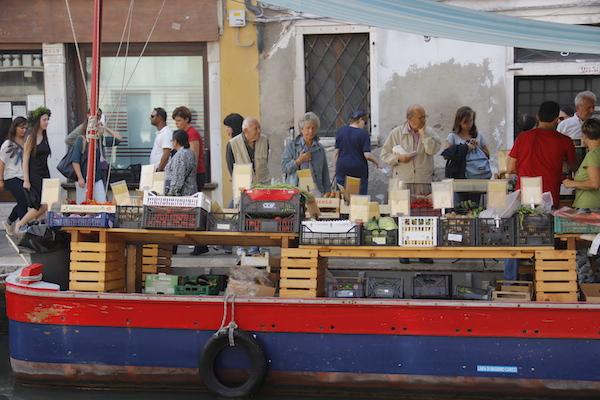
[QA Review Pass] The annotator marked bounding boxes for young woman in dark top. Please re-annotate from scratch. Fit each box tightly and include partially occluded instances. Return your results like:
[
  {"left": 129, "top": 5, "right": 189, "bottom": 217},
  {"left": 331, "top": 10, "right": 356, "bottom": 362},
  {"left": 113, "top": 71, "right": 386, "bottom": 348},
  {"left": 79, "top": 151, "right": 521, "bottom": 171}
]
[
  {"left": 15, "top": 107, "right": 52, "bottom": 234},
  {"left": 0, "top": 117, "right": 28, "bottom": 234}
]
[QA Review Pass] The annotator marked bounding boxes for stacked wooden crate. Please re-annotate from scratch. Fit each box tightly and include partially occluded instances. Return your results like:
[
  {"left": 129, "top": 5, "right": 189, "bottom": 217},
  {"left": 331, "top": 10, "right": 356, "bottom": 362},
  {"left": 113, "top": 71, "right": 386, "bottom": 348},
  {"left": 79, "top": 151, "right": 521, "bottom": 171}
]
[
  {"left": 535, "top": 250, "right": 578, "bottom": 302},
  {"left": 491, "top": 280, "right": 533, "bottom": 302},
  {"left": 279, "top": 248, "right": 326, "bottom": 298},
  {"left": 142, "top": 244, "right": 173, "bottom": 286},
  {"left": 70, "top": 241, "right": 125, "bottom": 292}
]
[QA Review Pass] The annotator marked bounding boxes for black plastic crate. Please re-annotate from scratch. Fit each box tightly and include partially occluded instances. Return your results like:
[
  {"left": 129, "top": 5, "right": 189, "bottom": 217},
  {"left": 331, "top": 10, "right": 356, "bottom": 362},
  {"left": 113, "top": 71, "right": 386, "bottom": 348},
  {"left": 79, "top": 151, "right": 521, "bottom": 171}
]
[
  {"left": 115, "top": 205, "right": 144, "bottom": 229},
  {"left": 241, "top": 213, "right": 300, "bottom": 233},
  {"left": 207, "top": 212, "right": 240, "bottom": 232},
  {"left": 300, "top": 223, "right": 361, "bottom": 246},
  {"left": 366, "top": 276, "right": 403, "bottom": 298},
  {"left": 175, "top": 275, "right": 228, "bottom": 295},
  {"left": 327, "top": 277, "right": 364, "bottom": 298},
  {"left": 477, "top": 217, "right": 516, "bottom": 246},
  {"left": 438, "top": 217, "right": 477, "bottom": 247},
  {"left": 412, "top": 274, "right": 452, "bottom": 299},
  {"left": 516, "top": 213, "right": 554, "bottom": 246},
  {"left": 143, "top": 206, "right": 208, "bottom": 230},
  {"left": 109, "top": 163, "right": 141, "bottom": 185},
  {"left": 241, "top": 189, "right": 303, "bottom": 217},
  {"left": 362, "top": 229, "right": 397, "bottom": 246}
]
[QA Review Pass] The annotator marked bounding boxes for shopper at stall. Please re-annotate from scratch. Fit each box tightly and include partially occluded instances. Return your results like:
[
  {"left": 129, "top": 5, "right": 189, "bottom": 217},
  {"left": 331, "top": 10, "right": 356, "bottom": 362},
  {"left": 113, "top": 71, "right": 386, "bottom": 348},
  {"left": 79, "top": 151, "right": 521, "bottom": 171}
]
[
  {"left": 558, "top": 91, "right": 597, "bottom": 139},
  {"left": 334, "top": 110, "right": 380, "bottom": 195},
  {"left": 165, "top": 130, "right": 197, "bottom": 197},
  {"left": 14, "top": 107, "right": 52, "bottom": 235},
  {"left": 563, "top": 118, "right": 600, "bottom": 209},
  {"left": 282, "top": 112, "right": 331, "bottom": 195},
  {"left": 172, "top": 106, "right": 205, "bottom": 192},
  {"left": 507, "top": 100, "right": 576, "bottom": 207},
  {"left": 380, "top": 104, "right": 441, "bottom": 195},
  {"left": 559, "top": 105, "right": 575, "bottom": 122},
  {"left": 226, "top": 117, "right": 270, "bottom": 185},
  {"left": 149, "top": 107, "right": 173, "bottom": 172},
  {"left": 70, "top": 126, "right": 107, "bottom": 204},
  {"left": 0, "top": 117, "right": 28, "bottom": 235},
  {"left": 444, "top": 106, "right": 491, "bottom": 204}
]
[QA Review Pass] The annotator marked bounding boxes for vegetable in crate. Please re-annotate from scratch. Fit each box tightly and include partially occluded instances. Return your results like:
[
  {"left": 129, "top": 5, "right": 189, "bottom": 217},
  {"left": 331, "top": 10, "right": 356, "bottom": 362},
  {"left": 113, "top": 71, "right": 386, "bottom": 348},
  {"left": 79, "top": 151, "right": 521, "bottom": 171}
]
[{"left": 378, "top": 216, "right": 398, "bottom": 230}]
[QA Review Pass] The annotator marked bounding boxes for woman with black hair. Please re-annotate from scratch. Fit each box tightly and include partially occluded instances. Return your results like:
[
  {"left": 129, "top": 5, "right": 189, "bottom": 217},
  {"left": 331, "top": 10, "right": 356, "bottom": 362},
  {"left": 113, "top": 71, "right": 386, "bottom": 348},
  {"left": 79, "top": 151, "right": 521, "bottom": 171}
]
[
  {"left": 15, "top": 107, "right": 52, "bottom": 234},
  {"left": 0, "top": 117, "right": 28, "bottom": 234},
  {"left": 165, "top": 130, "right": 197, "bottom": 196}
]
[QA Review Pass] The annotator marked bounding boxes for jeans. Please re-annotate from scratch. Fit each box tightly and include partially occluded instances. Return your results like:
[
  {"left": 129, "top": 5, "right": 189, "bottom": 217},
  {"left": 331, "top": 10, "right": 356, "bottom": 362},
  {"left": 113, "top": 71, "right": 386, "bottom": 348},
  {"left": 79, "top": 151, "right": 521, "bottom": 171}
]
[
  {"left": 504, "top": 259, "right": 518, "bottom": 280},
  {"left": 5, "top": 178, "right": 28, "bottom": 223},
  {"left": 75, "top": 180, "right": 107, "bottom": 204}
]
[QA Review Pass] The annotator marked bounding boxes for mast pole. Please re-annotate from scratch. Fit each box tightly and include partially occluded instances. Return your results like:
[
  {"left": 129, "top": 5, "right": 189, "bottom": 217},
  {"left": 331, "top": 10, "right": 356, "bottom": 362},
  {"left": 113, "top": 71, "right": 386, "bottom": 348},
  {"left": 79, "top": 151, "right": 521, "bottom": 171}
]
[{"left": 86, "top": 0, "right": 103, "bottom": 202}]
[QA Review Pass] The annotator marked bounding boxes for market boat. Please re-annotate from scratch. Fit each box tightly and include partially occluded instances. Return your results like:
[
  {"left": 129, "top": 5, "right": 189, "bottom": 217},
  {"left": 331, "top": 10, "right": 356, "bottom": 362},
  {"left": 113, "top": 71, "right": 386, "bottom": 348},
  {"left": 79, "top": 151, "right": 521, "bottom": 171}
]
[{"left": 5, "top": 262, "right": 600, "bottom": 397}]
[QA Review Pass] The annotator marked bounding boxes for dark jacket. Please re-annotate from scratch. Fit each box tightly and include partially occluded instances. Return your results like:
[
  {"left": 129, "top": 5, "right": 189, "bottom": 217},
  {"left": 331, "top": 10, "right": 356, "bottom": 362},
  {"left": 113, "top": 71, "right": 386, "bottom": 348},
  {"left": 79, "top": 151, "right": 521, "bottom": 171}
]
[{"left": 441, "top": 144, "right": 469, "bottom": 179}]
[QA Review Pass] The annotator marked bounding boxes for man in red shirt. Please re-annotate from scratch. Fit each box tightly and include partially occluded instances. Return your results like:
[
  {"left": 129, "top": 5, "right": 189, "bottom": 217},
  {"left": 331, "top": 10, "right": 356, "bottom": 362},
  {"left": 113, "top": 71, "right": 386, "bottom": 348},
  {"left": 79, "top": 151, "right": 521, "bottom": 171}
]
[{"left": 507, "top": 101, "right": 576, "bottom": 207}]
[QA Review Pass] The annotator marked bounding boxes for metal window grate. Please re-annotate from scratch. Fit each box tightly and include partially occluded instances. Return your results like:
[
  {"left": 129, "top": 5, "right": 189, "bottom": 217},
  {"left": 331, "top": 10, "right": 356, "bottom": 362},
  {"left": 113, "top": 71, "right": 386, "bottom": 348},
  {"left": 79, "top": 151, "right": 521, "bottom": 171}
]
[
  {"left": 304, "top": 33, "right": 370, "bottom": 137},
  {"left": 514, "top": 76, "right": 600, "bottom": 137}
]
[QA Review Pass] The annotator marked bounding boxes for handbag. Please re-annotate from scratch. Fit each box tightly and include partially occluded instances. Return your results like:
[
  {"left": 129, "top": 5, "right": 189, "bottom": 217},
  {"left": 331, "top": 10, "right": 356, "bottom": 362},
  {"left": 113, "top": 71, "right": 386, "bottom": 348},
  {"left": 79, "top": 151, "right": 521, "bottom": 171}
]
[{"left": 57, "top": 138, "right": 87, "bottom": 181}]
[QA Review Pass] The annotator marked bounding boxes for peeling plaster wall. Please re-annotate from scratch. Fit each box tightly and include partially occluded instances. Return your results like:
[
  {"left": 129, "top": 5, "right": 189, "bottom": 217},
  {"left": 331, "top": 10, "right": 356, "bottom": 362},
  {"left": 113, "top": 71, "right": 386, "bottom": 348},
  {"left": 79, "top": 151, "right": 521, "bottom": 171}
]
[{"left": 259, "top": 22, "right": 508, "bottom": 196}]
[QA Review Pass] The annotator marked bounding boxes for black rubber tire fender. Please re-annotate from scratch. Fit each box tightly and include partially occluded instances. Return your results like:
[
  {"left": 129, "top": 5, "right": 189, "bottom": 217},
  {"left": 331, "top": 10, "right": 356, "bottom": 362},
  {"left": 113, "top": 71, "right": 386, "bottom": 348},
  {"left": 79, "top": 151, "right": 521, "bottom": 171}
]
[{"left": 199, "top": 329, "right": 268, "bottom": 398}]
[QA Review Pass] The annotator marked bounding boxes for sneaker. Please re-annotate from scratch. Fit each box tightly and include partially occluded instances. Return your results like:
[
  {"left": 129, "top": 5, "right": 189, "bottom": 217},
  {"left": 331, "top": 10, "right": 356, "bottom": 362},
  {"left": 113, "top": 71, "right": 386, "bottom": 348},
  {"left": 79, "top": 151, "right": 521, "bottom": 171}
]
[{"left": 3, "top": 220, "right": 15, "bottom": 236}]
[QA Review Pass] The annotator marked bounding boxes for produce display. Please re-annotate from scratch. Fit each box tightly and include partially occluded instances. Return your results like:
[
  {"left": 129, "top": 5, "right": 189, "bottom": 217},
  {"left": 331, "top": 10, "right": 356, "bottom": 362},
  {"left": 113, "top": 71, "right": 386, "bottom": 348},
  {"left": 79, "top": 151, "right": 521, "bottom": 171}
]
[{"left": 363, "top": 216, "right": 398, "bottom": 246}]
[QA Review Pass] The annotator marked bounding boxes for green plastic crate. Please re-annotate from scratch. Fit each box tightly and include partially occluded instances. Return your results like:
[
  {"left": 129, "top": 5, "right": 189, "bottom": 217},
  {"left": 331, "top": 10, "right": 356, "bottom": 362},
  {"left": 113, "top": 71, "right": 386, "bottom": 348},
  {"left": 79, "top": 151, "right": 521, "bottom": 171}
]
[
  {"left": 554, "top": 216, "right": 600, "bottom": 234},
  {"left": 175, "top": 275, "right": 227, "bottom": 296},
  {"left": 144, "top": 273, "right": 178, "bottom": 295}
]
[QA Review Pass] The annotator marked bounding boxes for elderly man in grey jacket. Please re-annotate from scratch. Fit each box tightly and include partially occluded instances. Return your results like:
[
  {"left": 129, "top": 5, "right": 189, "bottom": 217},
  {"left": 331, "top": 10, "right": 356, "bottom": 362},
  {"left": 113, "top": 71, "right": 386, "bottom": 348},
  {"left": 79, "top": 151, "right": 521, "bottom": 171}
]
[{"left": 381, "top": 104, "right": 441, "bottom": 195}]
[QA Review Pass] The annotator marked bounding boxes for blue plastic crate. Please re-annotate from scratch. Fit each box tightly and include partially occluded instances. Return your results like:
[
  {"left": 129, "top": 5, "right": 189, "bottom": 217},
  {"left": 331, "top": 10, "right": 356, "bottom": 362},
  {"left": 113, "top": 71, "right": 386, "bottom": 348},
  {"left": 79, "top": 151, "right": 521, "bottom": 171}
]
[{"left": 47, "top": 211, "right": 114, "bottom": 228}]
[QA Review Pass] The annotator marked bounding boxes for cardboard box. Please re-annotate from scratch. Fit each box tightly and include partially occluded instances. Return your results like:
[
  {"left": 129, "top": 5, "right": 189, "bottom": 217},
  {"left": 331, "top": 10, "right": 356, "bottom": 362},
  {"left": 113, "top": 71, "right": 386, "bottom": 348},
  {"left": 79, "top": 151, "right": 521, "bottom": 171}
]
[{"left": 581, "top": 283, "right": 600, "bottom": 303}]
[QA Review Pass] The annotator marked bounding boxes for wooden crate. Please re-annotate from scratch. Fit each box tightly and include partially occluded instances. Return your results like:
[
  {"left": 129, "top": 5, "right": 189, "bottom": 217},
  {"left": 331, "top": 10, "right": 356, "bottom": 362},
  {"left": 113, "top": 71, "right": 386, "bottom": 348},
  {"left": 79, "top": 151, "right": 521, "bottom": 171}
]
[
  {"left": 69, "top": 241, "right": 125, "bottom": 292},
  {"left": 534, "top": 250, "right": 578, "bottom": 302},
  {"left": 142, "top": 245, "right": 173, "bottom": 286},
  {"left": 492, "top": 280, "right": 533, "bottom": 302},
  {"left": 279, "top": 248, "right": 326, "bottom": 298}
]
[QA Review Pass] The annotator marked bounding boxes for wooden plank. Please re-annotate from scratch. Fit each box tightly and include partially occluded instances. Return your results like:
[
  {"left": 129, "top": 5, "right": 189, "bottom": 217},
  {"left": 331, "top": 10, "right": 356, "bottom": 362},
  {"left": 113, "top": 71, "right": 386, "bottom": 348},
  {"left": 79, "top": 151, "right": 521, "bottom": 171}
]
[
  {"left": 70, "top": 242, "right": 122, "bottom": 252},
  {"left": 492, "top": 291, "right": 531, "bottom": 301},
  {"left": 279, "top": 288, "right": 320, "bottom": 298},
  {"left": 70, "top": 251, "right": 121, "bottom": 262},
  {"left": 70, "top": 279, "right": 125, "bottom": 292},
  {"left": 535, "top": 250, "right": 576, "bottom": 260},
  {"left": 142, "top": 247, "right": 172, "bottom": 257},
  {"left": 280, "top": 278, "right": 320, "bottom": 290},
  {"left": 535, "top": 270, "right": 577, "bottom": 281},
  {"left": 536, "top": 292, "right": 578, "bottom": 302},
  {"left": 70, "top": 270, "right": 125, "bottom": 282},
  {"left": 69, "top": 260, "right": 123, "bottom": 272},
  {"left": 281, "top": 248, "right": 319, "bottom": 258},
  {"left": 142, "top": 256, "right": 172, "bottom": 266},
  {"left": 535, "top": 281, "right": 578, "bottom": 292},
  {"left": 280, "top": 257, "right": 323, "bottom": 268},
  {"left": 280, "top": 268, "right": 323, "bottom": 279},
  {"left": 535, "top": 261, "right": 576, "bottom": 271},
  {"left": 126, "top": 244, "right": 143, "bottom": 294}
]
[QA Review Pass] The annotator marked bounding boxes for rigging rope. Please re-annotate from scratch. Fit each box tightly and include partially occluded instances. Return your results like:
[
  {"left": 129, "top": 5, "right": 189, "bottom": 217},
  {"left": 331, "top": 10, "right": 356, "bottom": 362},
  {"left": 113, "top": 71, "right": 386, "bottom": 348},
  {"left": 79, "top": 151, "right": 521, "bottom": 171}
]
[{"left": 64, "top": 0, "right": 89, "bottom": 101}]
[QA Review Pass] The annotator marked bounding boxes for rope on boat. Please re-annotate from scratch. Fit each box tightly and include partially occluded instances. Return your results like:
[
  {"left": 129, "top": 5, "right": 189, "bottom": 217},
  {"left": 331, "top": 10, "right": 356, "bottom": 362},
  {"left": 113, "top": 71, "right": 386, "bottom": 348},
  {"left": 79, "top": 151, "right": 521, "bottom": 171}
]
[{"left": 216, "top": 294, "right": 238, "bottom": 346}]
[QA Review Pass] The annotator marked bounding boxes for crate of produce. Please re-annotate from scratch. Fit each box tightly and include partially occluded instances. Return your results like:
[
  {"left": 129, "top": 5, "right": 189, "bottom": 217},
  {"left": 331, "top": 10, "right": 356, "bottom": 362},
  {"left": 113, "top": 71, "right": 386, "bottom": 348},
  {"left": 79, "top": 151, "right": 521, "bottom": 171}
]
[
  {"left": 69, "top": 241, "right": 125, "bottom": 292},
  {"left": 143, "top": 191, "right": 211, "bottom": 209},
  {"left": 242, "top": 213, "right": 300, "bottom": 233},
  {"left": 397, "top": 217, "right": 437, "bottom": 247},
  {"left": 175, "top": 275, "right": 228, "bottom": 296},
  {"left": 454, "top": 285, "right": 490, "bottom": 300},
  {"left": 438, "top": 216, "right": 477, "bottom": 247},
  {"left": 410, "top": 196, "right": 441, "bottom": 216},
  {"left": 535, "top": 250, "right": 578, "bottom": 302},
  {"left": 207, "top": 212, "right": 240, "bottom": 232},
  {"left": 241, "top": 188, "right": 302, "bottom": 217},
  {"left": 412, "top": 274, "right": 452, "bottom": 299},
  {"left": 143, "top": 273, "right": 178, "bottom": 295},
  {"left": 327, "top": 276, "right": 364, "bottom": 298},
  {"left": 477, "top": 216, "right": 516, "bottom": 246},
  {"left": 554, "top": 216, "right": 600, "bottom": 234},
  {"left": 279, "top": 248, "right": 326, "bottom": 298},
  {"left": 48, "top": 211, "right": 114, "bottom": 228},
  {"left": 300, "top": 220, "right": 361, "bottom": 246},
  {"left": 362, "top": 217, "right": 398, "bottom": 246},
  {"left": 115, "top": 205, "right": 144, "bottom": 228},
  {"left": 143, "top": 206, "right": 208, "bottom": 230},
  {"left": 366, "top": 276, "right": 403, "bottom": 298},
  {"left": 516, "top": 213, "right": 554, "bottom": 246}
]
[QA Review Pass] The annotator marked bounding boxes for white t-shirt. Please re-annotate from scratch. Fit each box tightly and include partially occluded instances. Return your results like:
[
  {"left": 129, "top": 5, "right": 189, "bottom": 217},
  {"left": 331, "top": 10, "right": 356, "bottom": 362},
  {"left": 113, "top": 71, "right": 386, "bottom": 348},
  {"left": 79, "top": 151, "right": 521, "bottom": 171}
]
[
  {"left": 0, "top": 140, "right": 23, "bottom": 180},
  {"left": 557, "top": 115, "right": 583, "bottom": 140},
  {"left": 150, "top": 126, "right": 173, "bottom": 169}
]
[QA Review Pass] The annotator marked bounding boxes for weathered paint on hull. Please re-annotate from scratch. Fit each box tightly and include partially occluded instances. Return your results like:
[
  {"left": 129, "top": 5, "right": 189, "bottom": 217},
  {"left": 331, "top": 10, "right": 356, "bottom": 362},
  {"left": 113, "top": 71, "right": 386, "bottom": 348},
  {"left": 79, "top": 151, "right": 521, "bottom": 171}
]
[{"left": 6, "top": 285, "right": 600, "bottom": 395}]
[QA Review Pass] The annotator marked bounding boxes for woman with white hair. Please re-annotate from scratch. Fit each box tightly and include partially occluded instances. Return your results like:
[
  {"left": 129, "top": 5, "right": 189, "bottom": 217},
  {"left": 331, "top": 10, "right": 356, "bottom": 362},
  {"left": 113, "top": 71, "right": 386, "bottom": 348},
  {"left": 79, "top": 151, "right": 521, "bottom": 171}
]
[{"left": 281, "top": 112, "right": 331, "bottom": 194}]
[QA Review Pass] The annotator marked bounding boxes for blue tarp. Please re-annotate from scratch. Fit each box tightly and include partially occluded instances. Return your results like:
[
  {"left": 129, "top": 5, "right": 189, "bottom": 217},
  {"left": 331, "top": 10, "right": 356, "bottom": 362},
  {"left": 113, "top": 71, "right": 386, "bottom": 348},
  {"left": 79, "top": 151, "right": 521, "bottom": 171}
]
[{"left": 265, "top": 0, "right": 600, "bottom": 53}]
